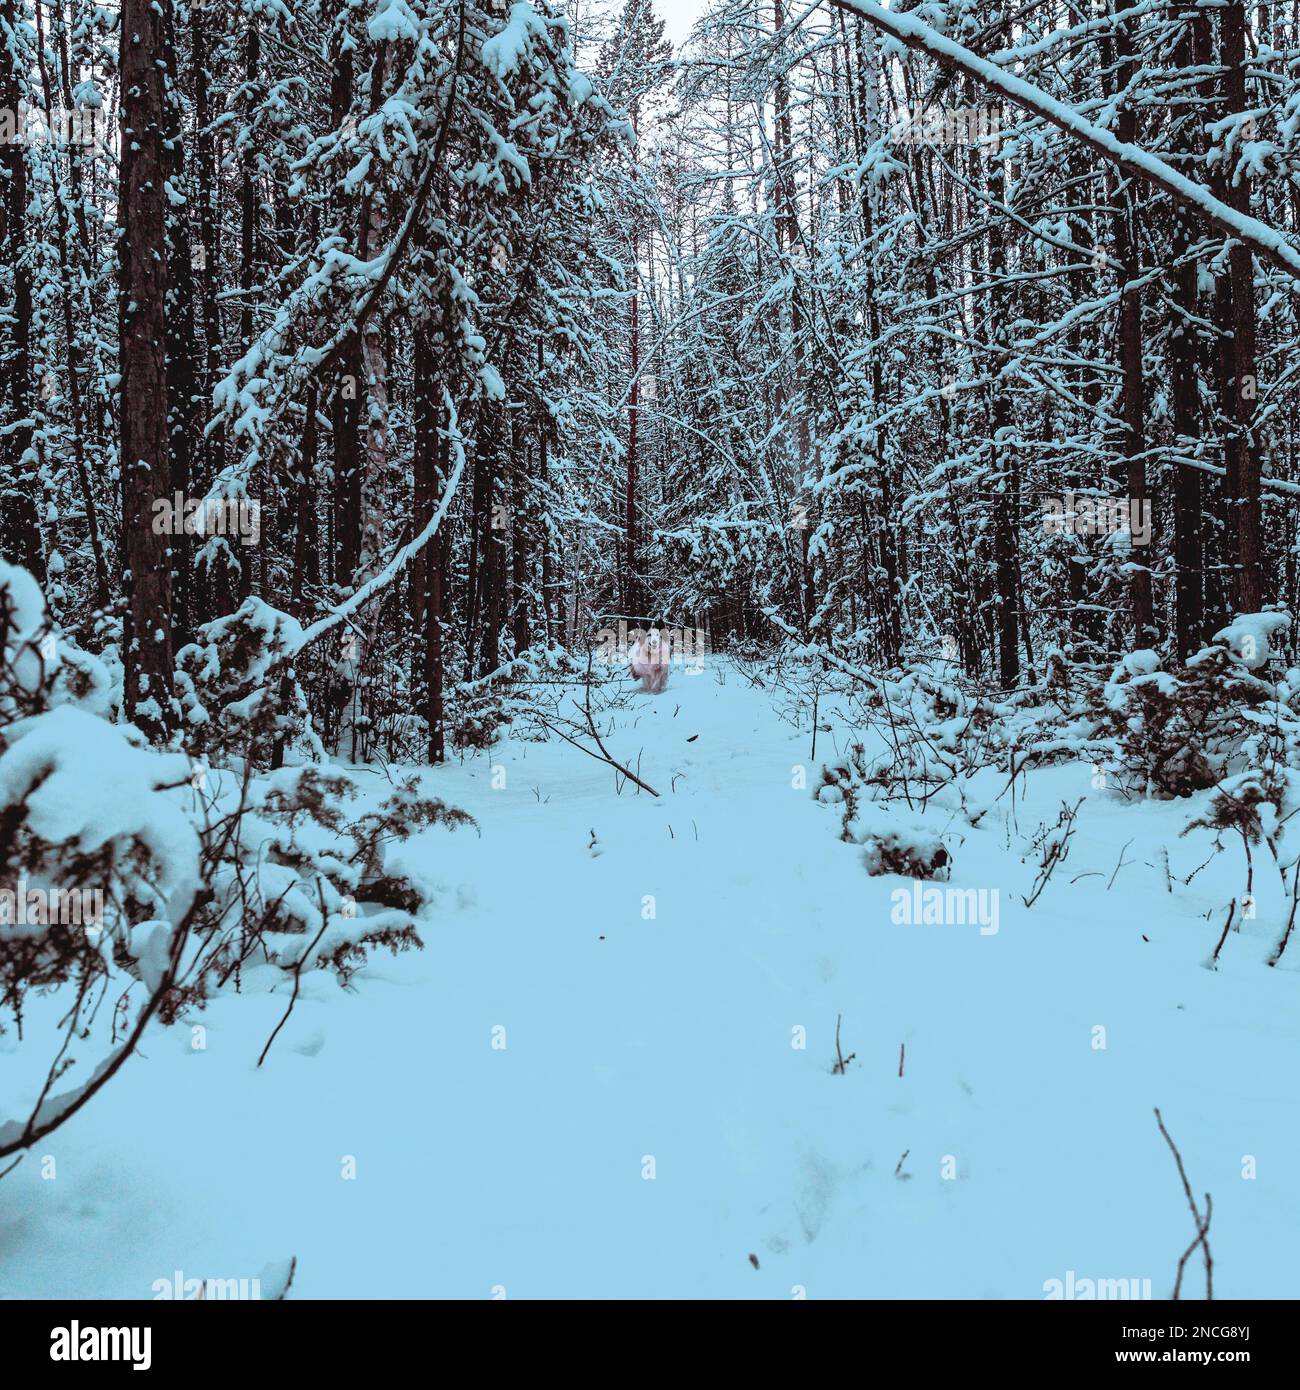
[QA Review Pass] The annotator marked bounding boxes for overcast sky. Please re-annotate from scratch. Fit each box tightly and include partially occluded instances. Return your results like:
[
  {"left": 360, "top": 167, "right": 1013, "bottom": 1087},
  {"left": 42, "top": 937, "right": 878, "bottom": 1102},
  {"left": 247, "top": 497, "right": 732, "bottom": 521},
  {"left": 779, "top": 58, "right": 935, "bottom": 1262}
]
[{"left": 655, "top": 0, "right": 709, "bottom": 45}]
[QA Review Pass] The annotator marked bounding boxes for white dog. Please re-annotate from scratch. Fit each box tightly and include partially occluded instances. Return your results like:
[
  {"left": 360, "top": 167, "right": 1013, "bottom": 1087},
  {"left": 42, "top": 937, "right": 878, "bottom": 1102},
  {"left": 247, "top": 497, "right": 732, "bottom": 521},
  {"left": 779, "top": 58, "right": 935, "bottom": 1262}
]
[{"left": 629, "top": 628, "right": 669, "bottom": 694}]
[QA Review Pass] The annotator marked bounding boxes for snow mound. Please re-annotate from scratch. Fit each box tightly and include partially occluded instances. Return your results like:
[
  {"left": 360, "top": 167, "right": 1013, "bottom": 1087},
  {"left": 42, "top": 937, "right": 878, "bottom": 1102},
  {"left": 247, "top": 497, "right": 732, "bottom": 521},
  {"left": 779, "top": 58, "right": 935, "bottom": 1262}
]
[
  {"left": 844, "top": 801, "right": 951, "bottom": 880},
  {"left": 1214, "top": 610, "right": 1292, "bottom": 670}
]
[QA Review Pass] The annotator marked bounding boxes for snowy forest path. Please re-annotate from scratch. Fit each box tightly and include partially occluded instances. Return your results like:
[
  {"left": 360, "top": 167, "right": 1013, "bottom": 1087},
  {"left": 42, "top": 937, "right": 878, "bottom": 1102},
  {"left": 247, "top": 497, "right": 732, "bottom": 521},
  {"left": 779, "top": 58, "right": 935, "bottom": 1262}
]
[{"left": 4, "top": 662, "right": 1298, "bottom": 1298}]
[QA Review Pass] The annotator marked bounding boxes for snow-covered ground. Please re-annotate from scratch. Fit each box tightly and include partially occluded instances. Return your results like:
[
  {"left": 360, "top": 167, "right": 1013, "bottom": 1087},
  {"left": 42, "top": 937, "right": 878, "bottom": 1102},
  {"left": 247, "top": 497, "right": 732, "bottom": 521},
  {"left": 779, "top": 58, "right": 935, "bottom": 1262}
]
[{"left": 1, "top": 658, "right": 1297, "bottom": 1299}]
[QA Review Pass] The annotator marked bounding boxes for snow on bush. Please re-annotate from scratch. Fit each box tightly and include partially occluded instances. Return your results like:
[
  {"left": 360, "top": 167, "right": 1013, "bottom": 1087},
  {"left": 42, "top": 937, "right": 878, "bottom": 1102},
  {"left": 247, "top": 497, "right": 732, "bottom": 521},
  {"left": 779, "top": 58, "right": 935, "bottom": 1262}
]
[
  {"left": 175, "top": 597, "right": 322, "bottom": 766},
  {"left": 845, "top": 801, "right": 951, "bottom": 880},
  {"left": 447, "top": 640, "right": 589, "bottom": 750},
  {"left": 0, "top": 566, "right": 471, "bottom": 1153},
  {"left": 808, "top": 622, "right": 1300, "bottom": 884},
  {"left": 814, "top": 746, "right": 951, "bottom": 878},
  {"left": 0, "top": 566, "right": 198, "bottom": 1126},
  {"left": 1092, "top": 638, "right": 1287, "bottom": 798},
  {"left": 1214, "top": 610, "right": 1292, "bottom": 671},
  {"left": 816, "top": 626, "right": 1300, "bottom": 810}
]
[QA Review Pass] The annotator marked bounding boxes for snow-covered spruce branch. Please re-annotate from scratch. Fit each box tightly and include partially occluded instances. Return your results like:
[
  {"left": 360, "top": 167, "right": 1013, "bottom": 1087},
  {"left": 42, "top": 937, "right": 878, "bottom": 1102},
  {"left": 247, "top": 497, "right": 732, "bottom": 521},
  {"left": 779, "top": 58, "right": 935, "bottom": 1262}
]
[
  {"left": 287, "top": 387, "right": 468, "bottom": 661},
  {"left": 208, "top": 8, "right": 474, "bottom": 490}
]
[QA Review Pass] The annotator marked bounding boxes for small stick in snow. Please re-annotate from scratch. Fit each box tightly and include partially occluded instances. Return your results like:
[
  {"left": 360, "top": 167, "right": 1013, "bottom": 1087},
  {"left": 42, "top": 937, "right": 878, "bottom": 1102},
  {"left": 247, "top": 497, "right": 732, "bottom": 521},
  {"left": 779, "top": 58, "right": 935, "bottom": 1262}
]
[
  {"left": 1106, "top": 838, "right": 1135, "bottom": 890},
  {"left": 1171, "top": 1193, "right": 1213, "bottom": 1302},
  {"left": 1023, "top": 799, "right": 1083, "bottom": 907},
  {"left": 1208, "top": 900, "right": 1237, "bottom": 969},
  {"left": 894, "top": 1149, "right": 910, "bottom": 1178},
  {"left": 258, "top": 907, "right": 331, "bottom": 1069},
  {"left": 898, "top": 1042, "right": 905, "bottom": 1078},
  {"left": 536, "top": 713, "right": 660, "bottom": 798},
  {"left": 1183, "top": 849, "right": 1216, "bottom": 886},
  {"left": 1154, "top": 1108, "right": 1213, "bottom": 1300},
  {"left": 1268, "top": 861, "right": 1300, "bottom": 967},
  {"left": 833, "top": 1014, "right": 856, "bottom": 1074},
  {"left": 268, "top": 1256, "right": 298, "bottom": 1301}
]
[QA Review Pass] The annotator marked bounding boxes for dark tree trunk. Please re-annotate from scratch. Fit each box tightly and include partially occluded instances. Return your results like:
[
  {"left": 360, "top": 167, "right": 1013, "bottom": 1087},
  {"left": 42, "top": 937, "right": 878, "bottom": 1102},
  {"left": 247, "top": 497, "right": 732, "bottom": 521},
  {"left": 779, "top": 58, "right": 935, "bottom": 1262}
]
[
  {"left": 233, "top": 17, "right": 260, "bottom": 605},
  {"left": 329, "top": 17, "right": 362, "bottom": 593},
  {"left": 626, "top": 222, "right": 641, "bottom": 616},
  {"left": 538, "top": 342, "right": 555, "bottom": 644},
  {"left": 1111, "top": 17, "right": 1154, "bottom": 644},
  {"left": 0, "top": 0, "right": 43, "bottom": 583},
  {"left": 413, "top": 322, "right": 446, "bottom": 763},
  {"left": 462, "top": 413, "right": 492, "bottom": 677},
  {"left": 162, "top": 0, "right": 198, "bottom": 648},
  {"left": 1171, "top": 19, "right": 1205, "bottom": 660},
  {"left": 511, "top": 420, "right": 530, "bottom": 656},
  {"left": 34, "top": 0, "right": 107, "bottom": 607},
  {"left": 976, "top": 94, "right": 1019, "bottom": 689},
  {"left": 118, "top": 0, "right": 175, "bottom": 741},
  {"left": 1219, "top": 1, "right": 1263, "bottom": 614},
  {"left": 292, "top": 384, "right": 320, "bottom": 619},
  {"left": 482, "top": 458, "right": 505, "bottom": 677},
  {"left": 191, "top": 0, "right": 224, "bottom": 626}
]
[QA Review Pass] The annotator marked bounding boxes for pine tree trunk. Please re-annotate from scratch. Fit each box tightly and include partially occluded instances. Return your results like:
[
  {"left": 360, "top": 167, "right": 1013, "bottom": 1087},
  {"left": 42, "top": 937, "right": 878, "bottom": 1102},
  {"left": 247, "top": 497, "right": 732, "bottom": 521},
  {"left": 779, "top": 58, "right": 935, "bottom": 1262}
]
[
  {"left": 976, "top": 95, "right": 1019, "bottom": 689},
  {"left": 1171, "top": 20, "right": 1205, "bottom": 660},
  {"left": 1219, "top": 1, "right": 1263, "bottom": 614},
  {"left": 1111, "top": 18, "right": 1155, "bottom": 644},
  {"left": 34, "top": 0, "right": 108, "bottom": 607},
  {"left": 0, "top": 0, "right": 43, "bottom": 583},
  {"left": 413, "top": 322, "right": 446, "bottom": 763},
  {"left": 329, "top": 16, "right": 362, "bottom": 594},
  {"left": 191, "top": 0, "right": 224, "bottom": 626},
  {"left": 626, "top": 223, "right": 641, "bottom": 615},
  {"left": 511, "top": 420, "right": 530, "bottom": 656},
  {"left": 118, "top": 0, "right": 174, "bottom": 741},
  {"left": 162, "top": 0, "right": 198, "bottom": 647}
]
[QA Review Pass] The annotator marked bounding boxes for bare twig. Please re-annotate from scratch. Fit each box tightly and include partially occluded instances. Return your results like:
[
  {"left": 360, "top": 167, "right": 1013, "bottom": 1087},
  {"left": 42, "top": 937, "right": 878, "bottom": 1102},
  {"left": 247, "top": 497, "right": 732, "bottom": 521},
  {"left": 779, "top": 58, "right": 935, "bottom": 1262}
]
[
  {"left": 1022, "top": 799, "right": 1083, "bottom": 908},
  {"left": 535, "top": 649, "right": 660, "bottom": 796},
  {"left": 257, "top": 905, "right": 331, "bottom": 1068},
  {"left": 1208, "top": 899, "right": 1237, "bottom": 969},
  {"left": 1268, "top": 861, "right": 1300, "bottom": 966},
  {"left": 273, "top": 1256, "right": 298, "bottom": 1301},
  {"left": 536, "top": 713, "right": 660, "bottom": 797},
  {"left": 1173, "top": 1195, "right": 1213, "bottom": 1302},
  {"left": 1154, "top": 1108, "right": 1213, "bottom": 1300},
  {"left": 0, "top": 896, "right": 201, "bottom": 1159},
  {"left": 1106, "top": 838, "right": 1135, "bottom": 890}
]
